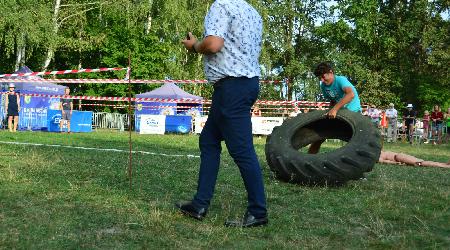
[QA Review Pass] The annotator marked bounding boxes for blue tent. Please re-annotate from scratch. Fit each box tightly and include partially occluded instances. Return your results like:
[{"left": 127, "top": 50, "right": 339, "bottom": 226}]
[
  {"left": 135, "top": 82, "right": 203, "bottom": 133},
  {"left": 1, "top": 66, "right": 66, "bottom": 94},
  {"left": 136, "top": 82, "right": 203, "bottom": 115},
  {"left": 1, "top": 66, "right": 65, "bottom": 130}
]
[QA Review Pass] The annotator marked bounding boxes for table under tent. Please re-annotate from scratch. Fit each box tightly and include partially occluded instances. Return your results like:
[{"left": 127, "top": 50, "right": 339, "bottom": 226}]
[{"left": 135, "top": 82, "right": 203, "bottom": 133}]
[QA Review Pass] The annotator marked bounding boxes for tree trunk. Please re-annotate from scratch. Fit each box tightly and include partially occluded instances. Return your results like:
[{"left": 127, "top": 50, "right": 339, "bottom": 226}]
[
  {"left": 15, "top": 33, "right": 26, "bottom": 71},
  {"left": 42, "top": 0, "right": 61, "bottom": 71},
  {"left": 145, "top": 0, "right": 153, "bottom": 34}
]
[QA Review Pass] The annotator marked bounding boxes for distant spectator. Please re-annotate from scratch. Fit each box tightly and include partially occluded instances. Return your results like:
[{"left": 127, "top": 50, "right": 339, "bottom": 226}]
[
  {"left": 431, "top": 105, "right": 444, "bottom": 144},
  {"left": 289, "top": 104, "right": 301, "bottom": 117},
  {"left": 4, "top": 83, "right": 20, "bottom": 132},
  {"left": 403, "top": 104, "right": 417, "bottom": 144},
  {"left": 368, "top": 105, "right": 381, "bottom": 127},
  {"left": 251, "top": 105, "right": 262, "bottom": 117},
  {"left": 422, "top": 110, "right": 430, "bottom": 142},
  {"left": 385, "top": 103, "right": 398, "bottom": 142},
  {"left": 444, "top": 107, "right": 450, "bottom": 144},
  {"left": 59, "top": 87, "right": 73, "bottom": 133},
  {"left": 361, "top": 106, "right": 369, "bottom": 116}
]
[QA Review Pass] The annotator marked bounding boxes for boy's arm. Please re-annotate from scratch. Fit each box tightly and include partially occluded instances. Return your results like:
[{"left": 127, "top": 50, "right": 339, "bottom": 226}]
[{"left": 326, "top": 87, "right": 354, "bottom": 118}]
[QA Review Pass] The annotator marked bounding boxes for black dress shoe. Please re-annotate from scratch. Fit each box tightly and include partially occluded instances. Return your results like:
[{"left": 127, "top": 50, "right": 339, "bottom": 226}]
[
  {"left": 175, "top": 200, "right": 207, "bottom": 221},
  {"left": 224, "top": 211, "right": 268, "bottom": 228}
]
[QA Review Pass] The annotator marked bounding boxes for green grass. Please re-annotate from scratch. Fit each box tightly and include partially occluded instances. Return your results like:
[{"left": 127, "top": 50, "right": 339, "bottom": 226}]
[{"left": 0, "top": 131, "right": 449, "bottom": 249}]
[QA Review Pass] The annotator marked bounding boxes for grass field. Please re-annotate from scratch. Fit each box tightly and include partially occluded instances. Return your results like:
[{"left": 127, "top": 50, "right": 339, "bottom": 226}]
[{"left": 0, "top": 131, "right": 449, "bottom": 249}]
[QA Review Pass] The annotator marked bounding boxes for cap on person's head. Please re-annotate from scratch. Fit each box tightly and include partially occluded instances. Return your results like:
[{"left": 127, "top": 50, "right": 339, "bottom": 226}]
[
  {"left": 389, "top": 103, "right": 394, "bottom": 107},
  {"left": 8, "top": 83, "right": 15, "bottom": 88},
  {"left": 406, "top": 104, "right": 413, "bottom": 108}
]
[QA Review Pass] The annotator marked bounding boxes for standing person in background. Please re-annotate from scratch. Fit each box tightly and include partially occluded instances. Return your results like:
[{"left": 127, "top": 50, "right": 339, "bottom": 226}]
[
  {"left": 309, "top": 62, "right": 361, "bottom": 154},
  {"left": 4, "top": 83, "right": 20, "bottom": 132},
  {"left": 178, "top": 0, "right": 268, "bottom": 228},
  {"left": 289, "top": 104, "right": 301, "bottom": 117},
  {"left": 444, "top": 107, "right": 450, "bottom": 144},
  {"left": 431, "top": 105, "right": 444, "bottom": 145},
  {"left": 385, "top": 103, "right": 398, "bottom": 142},
  {"left": 361, "top": 105, "right": 369, "bottom": 116},
  {"left": 368, "top": 105, "right": 381, "bottom": 127},
  {"left": 380, "top": 110, "right": 388, "bottom": 136},
  {"left": 422, "top": 110, "right": 430, "bottom": 142},
  {"left": 252, "top": 105, "right": 262, "bottom": 117},
  {"left": 59, "top": 87, "right": 73, "bottom": 133},
  {"left": 403, "top": 104, "right": 417, "bottom": 144}
]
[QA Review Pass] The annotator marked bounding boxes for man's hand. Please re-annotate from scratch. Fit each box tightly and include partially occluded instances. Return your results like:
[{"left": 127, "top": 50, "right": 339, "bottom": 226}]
[
  {"left": 182, "top": 32, "right": 198, "bottom": 52},
  {"left": 326, "top": 107, "right": 338, "bottom": 119}
]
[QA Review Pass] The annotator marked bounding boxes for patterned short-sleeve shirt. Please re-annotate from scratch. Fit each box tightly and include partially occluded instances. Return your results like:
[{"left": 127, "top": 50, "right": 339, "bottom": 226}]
[{"left": 203, "top": 0, "right": 262, "bottom": 82}]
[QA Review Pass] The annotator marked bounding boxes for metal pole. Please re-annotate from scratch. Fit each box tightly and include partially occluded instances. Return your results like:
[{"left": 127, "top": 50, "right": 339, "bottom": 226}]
[{"left": 127, "top": 53, "right": 133, "bottom": 190}]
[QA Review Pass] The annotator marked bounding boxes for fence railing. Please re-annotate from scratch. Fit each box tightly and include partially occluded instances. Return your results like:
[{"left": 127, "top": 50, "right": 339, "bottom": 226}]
[{"left": 92, "top": 112, "right": 130, "bottom": 131}]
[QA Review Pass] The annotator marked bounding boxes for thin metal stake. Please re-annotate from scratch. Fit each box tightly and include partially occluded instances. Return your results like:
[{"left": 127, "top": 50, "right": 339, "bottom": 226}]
[{"left": 127, "top": 53, "right": 133, "bottom": 190}]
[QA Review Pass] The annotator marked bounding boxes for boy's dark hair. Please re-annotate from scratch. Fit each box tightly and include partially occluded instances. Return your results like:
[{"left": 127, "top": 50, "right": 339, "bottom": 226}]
[{"left": 314, "top": 62, "right": 334, "bottom": 77}]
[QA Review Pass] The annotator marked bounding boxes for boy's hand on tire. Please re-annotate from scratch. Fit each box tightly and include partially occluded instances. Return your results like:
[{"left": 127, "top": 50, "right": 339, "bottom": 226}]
[{"left": 326, "top": 108, "right": 338, "bottom": 119}]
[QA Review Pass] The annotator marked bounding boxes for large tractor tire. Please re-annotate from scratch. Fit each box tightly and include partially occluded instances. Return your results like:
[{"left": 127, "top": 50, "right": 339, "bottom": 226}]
[{"left": 265, "top": 109, "right": 381, "bottom": 185}]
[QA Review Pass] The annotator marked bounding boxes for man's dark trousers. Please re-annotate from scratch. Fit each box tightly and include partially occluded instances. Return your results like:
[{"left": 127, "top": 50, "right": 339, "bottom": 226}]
[{"left": 192, "top": 76, "right": 267, "bottom": 218}]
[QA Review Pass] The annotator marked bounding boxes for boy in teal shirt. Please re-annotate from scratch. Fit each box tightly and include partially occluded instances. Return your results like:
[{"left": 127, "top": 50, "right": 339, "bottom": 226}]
[
  {"left": 309, "top": 62, "right": 362, "bottom": 153},
  {"left": 316, "top": 62, "right": 361, "bottom": 117}
]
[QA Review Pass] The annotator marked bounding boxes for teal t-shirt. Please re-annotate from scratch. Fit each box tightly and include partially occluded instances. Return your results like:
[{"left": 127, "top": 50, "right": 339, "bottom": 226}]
[{"left": 320, "top": 75, "right": 361, "bottom": 112}]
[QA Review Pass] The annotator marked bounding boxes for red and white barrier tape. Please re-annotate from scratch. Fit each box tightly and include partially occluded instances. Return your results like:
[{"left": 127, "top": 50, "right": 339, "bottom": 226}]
[
  {"left": 0, "top": 67, "right": 127, "bottom": 78},
  {"left": 8, "top": 93, "right": 204, "bottom": 103},
  {"left": 81, "top": 103, "right": 129, "bottom": 108},
  {"left": 0, "top": 79, "right": 208, "bottom": 84},
  {"left": 256, "top": 100, "right": 330, "bottom": 107},
  {"left": 81, "top": 103, "right": 206, "bottom": 109},
  {"left": 0, "top": 78, "right": 281, "bottom": 84},
  {"left": 1, "top": 92, "right": 329, "bottom": 106}
]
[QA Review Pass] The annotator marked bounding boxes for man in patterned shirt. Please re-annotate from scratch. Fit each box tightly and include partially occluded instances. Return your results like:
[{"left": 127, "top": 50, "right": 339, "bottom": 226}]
[{"left": 178, "top": 0, "right": 268, "bottom": 228}]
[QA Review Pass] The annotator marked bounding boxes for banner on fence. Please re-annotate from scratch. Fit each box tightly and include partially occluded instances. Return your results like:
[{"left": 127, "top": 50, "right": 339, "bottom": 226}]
[
  {"left": 194, "top": 116, "right": 208, "bottom": 134},
  {"left": 47, "top": 110, "right": 93, "bottom": 132},
  {"left": 71, "top": 111, "right": 93, "bottom": 132},
  {"left": 193, "top": 116, "right": 283, "bottom": 135},
  {"left": 140, "top": 115, "right": 165, "bottom": 134},
  {"left": 165, "top": 115, "right": 192, "bottom": 133},
  {"left": 251, "top": 117, "right": 284, "bottom": 135}
]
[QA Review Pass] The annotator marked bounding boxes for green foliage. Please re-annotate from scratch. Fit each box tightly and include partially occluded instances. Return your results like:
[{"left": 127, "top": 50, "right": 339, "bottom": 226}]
[{"left": 0, "top": 0, "right": 448, "bottom": 110}]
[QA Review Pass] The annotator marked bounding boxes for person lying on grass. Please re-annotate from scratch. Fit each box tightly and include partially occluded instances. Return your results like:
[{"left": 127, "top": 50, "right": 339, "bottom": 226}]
[{"left": 378, "top": 151, "right": 450, "bottom": 169}]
